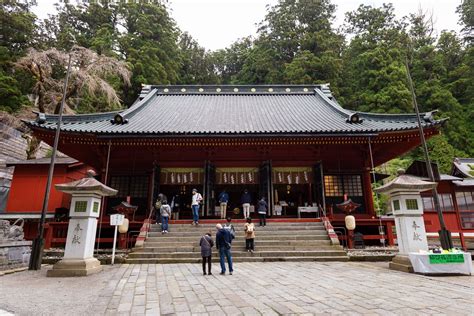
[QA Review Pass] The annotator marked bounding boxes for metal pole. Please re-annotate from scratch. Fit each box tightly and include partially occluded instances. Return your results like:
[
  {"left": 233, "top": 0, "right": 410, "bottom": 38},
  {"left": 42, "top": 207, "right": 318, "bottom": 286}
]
[
  {"left": 96, "top": 140, "right": 112, "bottom": 255},
  {"left": 405, "top": 61, "right": 453, "bottom": 249},
  {"left": 29, "top": 54, "right": 73, "bottom": 270},
  {"left": 368, "top": 137, "right": 386, "bottom": 247}
]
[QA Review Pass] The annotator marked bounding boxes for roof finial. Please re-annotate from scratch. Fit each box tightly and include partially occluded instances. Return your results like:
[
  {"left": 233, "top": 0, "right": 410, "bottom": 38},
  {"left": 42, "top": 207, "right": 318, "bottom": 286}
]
[
  {"left": 87, "top": 169, "right": 97, "bottom": 178},
  {"left": 397, "top": 168, "right": 406, "bottom": 176}
]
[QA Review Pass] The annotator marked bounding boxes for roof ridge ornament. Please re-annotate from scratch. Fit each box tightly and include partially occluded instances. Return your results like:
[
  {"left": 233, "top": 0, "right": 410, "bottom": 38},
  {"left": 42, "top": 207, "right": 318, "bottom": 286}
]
[{"left": 347, "top": 113, "right": 363, "bottom": 124}]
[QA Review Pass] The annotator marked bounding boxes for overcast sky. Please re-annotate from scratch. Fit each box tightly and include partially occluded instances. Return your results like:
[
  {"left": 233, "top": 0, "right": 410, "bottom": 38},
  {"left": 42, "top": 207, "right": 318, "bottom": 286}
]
[{"left": 32, "top": 0, "right": 462, "bottom": 51}]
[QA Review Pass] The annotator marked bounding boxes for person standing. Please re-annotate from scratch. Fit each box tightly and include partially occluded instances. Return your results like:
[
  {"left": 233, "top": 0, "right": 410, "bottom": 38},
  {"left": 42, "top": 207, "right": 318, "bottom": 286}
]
[
  {"left": 154, "top": 193, "right": 167, "bottom": 224},
  {"left": 240, "top": 189, "right": 251, "bottom": 219},
  {"left": 244, "top": 217, "right": 255, "bottom": 253},
  {"left": 257, "top": 197, "right": 268, "bottom": 227},
  {"left": 223, "top": 216, "right": 236, "bottom": 239},
  {"left": 218, "top": 189, "right": 229, "bottom": 219},
  {"left": 160, "top": 200, "right": 171, "bottom": 233},
  {"left": 171, "top": 194, "right": 181, "bottom": 220},
  {"left": 199, "top": 231, "right": 214, "bottom": 275},
  {"left": 216, "top": 223, "right": 233, "bottom": 275},
  {"left": 191, "top": 188, "right": 203, "bottom": 226}
]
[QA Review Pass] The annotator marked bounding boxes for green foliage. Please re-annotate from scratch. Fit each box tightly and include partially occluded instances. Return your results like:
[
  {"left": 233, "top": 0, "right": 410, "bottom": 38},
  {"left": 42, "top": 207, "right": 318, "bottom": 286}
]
[
  {"left": 0, "top": 72, "right": 30, "bottom": 112},
  {"left": 411, "top": 134, "right": 467, "bottom": 174},
  {"left": 467, "top": 164, "right": 474, "bottom": 177}
]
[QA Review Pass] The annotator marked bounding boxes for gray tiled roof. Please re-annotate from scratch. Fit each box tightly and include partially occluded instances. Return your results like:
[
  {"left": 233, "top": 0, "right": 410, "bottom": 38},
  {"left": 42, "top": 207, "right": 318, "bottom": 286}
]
[{"left": 25, "top": 85, "right": 446, "bottom": 136}]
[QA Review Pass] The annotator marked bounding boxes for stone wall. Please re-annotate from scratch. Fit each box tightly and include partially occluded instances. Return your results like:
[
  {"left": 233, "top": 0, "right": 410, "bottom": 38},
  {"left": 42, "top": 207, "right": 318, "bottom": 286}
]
[{"left": 0, "top": 241, "right": 31, "bottom": 271}]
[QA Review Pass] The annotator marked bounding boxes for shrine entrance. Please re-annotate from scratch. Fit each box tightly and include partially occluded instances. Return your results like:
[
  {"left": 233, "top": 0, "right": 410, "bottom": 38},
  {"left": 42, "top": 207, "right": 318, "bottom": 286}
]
[
  {"left": 214, "top": 167, "right": 259, "bottom": 218},
  {"left": 271, "top": 164, "right": 326, "bottom": 218},
  {"left": 158, "top": 168, "right": 204, "bottom": 219}
]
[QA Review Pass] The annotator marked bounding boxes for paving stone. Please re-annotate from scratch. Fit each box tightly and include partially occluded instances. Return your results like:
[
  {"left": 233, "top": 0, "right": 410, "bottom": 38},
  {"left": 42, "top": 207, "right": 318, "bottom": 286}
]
[{"left": 1, "top": 262, "right": 473, "bottom": 315}]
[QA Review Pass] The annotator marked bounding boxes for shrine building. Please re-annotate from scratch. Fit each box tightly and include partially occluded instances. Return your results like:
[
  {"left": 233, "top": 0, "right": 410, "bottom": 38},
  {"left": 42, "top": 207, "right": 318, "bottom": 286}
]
[{"left": 23, "top": 85, "right": 446, "bottom": 244}]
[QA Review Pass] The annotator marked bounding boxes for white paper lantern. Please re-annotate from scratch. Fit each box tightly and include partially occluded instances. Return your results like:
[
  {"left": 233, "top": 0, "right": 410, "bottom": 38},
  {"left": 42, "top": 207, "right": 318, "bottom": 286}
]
[
  {"left": 118, "top": 218, "right": 129, "bottom": 234},
  {"left": 345, "top": 215, "right": 356, "bottom": 230}
]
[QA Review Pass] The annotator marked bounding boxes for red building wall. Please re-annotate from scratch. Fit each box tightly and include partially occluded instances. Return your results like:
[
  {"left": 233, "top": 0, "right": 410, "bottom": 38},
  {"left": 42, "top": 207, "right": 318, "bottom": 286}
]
[{"left": 6, "top": 163, "right": 89, "bottom": 213}]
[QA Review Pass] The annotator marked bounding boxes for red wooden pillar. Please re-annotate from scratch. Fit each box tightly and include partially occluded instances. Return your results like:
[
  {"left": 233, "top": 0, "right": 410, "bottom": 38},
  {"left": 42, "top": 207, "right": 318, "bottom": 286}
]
[
  {"left": 347, "top": 230, "right": 354, "bottom": 249},
  {"left": 451, "top": 189, "right": 466, "bottom": 250},
  {"left": 44, "top": 223, "right": 52, "bottom": 249},
  {"left": 118, "top": 233, "right": 127, "bottom": 249},
  {"left": 363, "top": 170, "right": 375, "bottom": 217},
  {"left": 386, "top": 222, "right": 395, "bottom": 246}
]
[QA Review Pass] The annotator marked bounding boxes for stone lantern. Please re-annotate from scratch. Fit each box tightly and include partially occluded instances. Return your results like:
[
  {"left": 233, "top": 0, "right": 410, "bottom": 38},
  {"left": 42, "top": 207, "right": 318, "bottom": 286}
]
[
  {"left": 374, "top": 169, "right": 437, "bottom": 272},
  {"left": 47, "top": 170, "right": 117, "bottom": 277}
]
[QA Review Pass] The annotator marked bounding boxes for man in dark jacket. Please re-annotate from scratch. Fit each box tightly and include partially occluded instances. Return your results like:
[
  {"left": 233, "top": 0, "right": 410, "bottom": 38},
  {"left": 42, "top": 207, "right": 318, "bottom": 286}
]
[{"left": 215, "top": 223, "right": 233, "bottom": 275}]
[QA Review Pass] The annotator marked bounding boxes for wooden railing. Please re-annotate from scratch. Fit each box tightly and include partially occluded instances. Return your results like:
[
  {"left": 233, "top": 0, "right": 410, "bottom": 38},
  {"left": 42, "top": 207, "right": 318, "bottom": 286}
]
[{"left": 44, "top": 222, "right": 124, "bottom": 249}]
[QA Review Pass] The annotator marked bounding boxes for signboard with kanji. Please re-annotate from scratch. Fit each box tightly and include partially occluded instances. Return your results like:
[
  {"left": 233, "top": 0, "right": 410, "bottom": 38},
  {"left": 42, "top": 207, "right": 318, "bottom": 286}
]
[
  {"left": 110, "top": 214, "right": 125, "bottom": 226},
  {"left": 429, "top": 254, "right": 465, "bottom": 264}
]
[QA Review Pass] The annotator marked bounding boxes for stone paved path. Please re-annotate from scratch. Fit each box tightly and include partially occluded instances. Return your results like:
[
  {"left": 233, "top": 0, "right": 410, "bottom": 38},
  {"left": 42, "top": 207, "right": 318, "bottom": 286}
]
[{"left": 1, "top": 262, "right": 472, "bottom": 315}]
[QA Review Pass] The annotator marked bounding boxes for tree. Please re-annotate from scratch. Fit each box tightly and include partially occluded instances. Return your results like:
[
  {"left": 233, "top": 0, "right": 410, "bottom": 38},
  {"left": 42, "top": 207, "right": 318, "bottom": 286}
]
[
  {"left": 340, "top": 4, "right": 411, "bottom": 112},
  {"left": 0, "top": 0, "right": 36, "bottom": 112},
  {"left": 117, "top": 2, "right": 181, "bottom": 104},
  {"left": 15, "top": 46, "right": 131, "bottom": 114},
  {"left": 177, "top": 32, "right": 218, "bottom": 84},
  {"left": 456, "top": 0, "right": 473, "bottom": 44},
  {"left": 210, "top": 37, "right": 253, "bottom": 84}
]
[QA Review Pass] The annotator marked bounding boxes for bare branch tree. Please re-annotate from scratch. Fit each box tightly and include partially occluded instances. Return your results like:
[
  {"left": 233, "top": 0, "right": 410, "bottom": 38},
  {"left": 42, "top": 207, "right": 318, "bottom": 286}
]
[{"left": 15, "top": 45, "right": 131, "bottom": 114}]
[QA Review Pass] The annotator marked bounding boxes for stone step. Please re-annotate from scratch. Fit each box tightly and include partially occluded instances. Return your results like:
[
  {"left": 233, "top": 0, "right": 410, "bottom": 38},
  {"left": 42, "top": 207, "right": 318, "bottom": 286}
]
[
  {"left": 125, "top": 256, "right": 349, "bottom": 264},
  {"left": 143, "top": 239, "right": 332, "bottom": 247},
  {"left": 140, "top": 245, "right": 343, "bottom": 252},
  {"left": 149, "top": 226, "right": 326, "bottom": 232},
  {"left": 128, "top": 250, "right": 346, "bottom": 259},
  {"left": 151, "top": 222, "right": 324, "bottom": 228},
  {"left": 147, "top": 230, "right": 328, "bottom": 237},
  {"left": 144, "top": 235, "right": 330, "bottom": 242}
]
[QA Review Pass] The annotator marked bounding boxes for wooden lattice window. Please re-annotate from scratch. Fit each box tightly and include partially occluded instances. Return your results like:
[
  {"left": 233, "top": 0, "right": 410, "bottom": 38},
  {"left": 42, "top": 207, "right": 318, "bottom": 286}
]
[
  {"left": 406, "top": 199, "right": 419, "bottom": 210},
  {"left": 393, "top": 200, "right": 400, "bottom": 211},
  {"left": 109, "top": 175, "right": 149, "bottom": 198},
  {"left": 92, "top": 201, "right": 99, "bottom": 213},
  {"left": 75, "top": 201, "right": 88, "bottom": 212},
  {"left": 324, "top": 175, "right": 363, "bottom": 197}
]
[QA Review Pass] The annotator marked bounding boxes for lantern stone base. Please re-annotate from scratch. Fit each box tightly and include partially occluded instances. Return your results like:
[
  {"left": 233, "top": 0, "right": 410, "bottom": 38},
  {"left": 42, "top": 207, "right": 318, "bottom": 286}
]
[
  {"left": 389, "top": 254, "right": 414, "bottom": 273},
  {"left": 47, "top": 257, "right": 102, "bottom": 277}
]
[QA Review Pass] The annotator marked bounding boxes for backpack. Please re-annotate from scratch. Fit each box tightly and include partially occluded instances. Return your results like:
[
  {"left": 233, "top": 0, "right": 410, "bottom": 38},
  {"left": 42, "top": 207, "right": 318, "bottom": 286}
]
[
  {"left": 246, "top": 224, "right": 254, "bottom": 233},
  {"left": 224, "top": 224, "right": 235, "bottom": 239}
]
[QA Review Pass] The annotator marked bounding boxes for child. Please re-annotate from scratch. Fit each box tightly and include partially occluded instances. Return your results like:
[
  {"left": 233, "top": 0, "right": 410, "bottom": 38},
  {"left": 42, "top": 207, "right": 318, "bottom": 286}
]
[
  {"left": 244, "top": 217, "right": 255, "bottom": 253},
  {"left": 199, "top": 231, "right": 214, "bottom": 275}
]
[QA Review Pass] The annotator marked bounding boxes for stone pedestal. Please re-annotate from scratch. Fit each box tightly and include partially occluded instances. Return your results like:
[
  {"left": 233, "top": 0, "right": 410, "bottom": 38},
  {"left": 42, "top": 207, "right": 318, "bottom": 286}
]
[
  {"left": 374, "top": 170, "right": 436, "bottom": 273},
  {"left": 0, "top": 240, "right": 32, "bottom": 272},
  {"left": 47, "top": 171, "right": 117, "bottom": 277}
]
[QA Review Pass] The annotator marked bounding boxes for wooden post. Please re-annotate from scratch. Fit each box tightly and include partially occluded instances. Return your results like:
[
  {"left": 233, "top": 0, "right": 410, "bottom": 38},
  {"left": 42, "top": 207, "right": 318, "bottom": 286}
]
[
  {"left": 386, "top": 222, "right": 395, "bottom": 246},
  {"left": 363, "top": 171, "right": 376, "bottom": 216},
  {"left": 347, "top": 230, "right": 354, "bottom": 249},
  {"left": 44, "top": 223, "right": 53, "bottom": 249},
  {"left": 118, "top": 233, "right": 127, "bottom": 249}
]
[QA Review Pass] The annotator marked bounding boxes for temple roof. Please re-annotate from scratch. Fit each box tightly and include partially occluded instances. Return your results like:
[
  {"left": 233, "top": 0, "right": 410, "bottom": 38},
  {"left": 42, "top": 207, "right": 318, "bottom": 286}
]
[
  {"left": 6, "top": 157, "right": 78, "bottom": 167},
  {"left": 451, "top": 158, "right": 474, "bottom": 178},
  {"left": 25, "top": 85, "right": 446, "bottom": 137}
]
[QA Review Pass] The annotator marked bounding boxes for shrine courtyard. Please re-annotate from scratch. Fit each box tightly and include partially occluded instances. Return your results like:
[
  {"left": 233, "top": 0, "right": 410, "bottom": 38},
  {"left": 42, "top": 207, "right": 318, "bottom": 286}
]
[{"left": 0, "top": 262, "right": 472, "bottom": 315}]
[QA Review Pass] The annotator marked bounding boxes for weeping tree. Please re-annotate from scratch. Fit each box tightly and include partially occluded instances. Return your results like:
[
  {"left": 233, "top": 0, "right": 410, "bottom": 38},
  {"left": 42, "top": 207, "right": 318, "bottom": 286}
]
[{"left": 15, "top": 45, "right": 131, "bottom": 114}]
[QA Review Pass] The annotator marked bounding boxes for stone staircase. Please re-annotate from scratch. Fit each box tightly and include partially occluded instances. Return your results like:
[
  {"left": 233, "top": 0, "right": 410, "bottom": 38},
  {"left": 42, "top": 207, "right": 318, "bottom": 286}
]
[{"left": 126, "top": 220, "right": 348, "bottom": 264}]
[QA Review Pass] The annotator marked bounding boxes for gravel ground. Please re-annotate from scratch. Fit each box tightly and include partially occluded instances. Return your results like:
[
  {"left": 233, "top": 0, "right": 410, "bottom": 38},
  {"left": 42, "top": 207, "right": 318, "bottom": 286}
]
[{"left": 0, "top": 265, "right": 118, "bottom": 316}]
